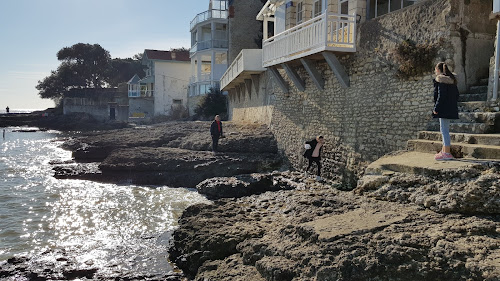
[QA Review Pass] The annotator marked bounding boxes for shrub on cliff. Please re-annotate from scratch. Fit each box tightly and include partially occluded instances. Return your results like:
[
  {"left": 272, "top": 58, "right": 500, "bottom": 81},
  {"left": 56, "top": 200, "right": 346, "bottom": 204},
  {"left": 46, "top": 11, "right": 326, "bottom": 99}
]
[
  {"left": 393, "top": 39, "right": 438, "bottom": 79},
  {"left": 194, "top": 87, "right": 228, "bottom": 120}
]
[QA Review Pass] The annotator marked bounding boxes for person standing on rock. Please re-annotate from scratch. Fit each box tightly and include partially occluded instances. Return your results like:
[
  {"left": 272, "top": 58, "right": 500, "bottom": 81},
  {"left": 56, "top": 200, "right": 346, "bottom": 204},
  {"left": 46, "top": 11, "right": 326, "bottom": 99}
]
[
  {"left": 303, "top": 136, "right": 325, "bottom": 180},
  {"left": 433, "top": 62, "right": 459, "bottom": 161},
  {"left": 210, "top": 115, "right": 223, "bottom": 152}
]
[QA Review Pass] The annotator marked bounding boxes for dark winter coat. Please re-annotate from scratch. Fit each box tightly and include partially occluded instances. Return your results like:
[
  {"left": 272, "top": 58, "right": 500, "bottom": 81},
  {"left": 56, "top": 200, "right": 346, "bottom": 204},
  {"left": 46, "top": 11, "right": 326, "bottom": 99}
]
[
  {"left": 433, "top": 74, "right": 459, "bottom": 119},
  {"left": 210, "top": 120, "right": 223, "bottom": 138},
  {"left": 303, "top": 139, "right": 322, "bottom": 159}
]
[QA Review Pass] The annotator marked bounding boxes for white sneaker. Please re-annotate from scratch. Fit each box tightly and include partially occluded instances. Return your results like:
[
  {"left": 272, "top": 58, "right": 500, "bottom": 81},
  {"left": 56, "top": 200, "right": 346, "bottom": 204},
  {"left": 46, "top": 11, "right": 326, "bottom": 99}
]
[{"left": 316, "top": 176, "right": 322, "bottom": 181}]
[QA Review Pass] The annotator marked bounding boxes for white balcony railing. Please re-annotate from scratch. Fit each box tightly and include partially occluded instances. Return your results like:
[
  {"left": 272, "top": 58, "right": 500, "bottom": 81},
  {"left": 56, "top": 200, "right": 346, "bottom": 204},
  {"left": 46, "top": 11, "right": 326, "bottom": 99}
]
[
  {"left": 128, "top": 90, "right": 141, "bottom": 98},
  {"left": 190, "top": 9, "right": 228, "bottom": 30},
  {"left": 220, "top": 49, "right": 265, "bottom": 90},
  {"left": 262, "top": 12, "right": 356, "bottom": 67},
  {"left": 190, "top": 39, "right": 229, "bottom": 55},
  {"left": 190, "top": 73, "right": 212, "bottom": 84}
]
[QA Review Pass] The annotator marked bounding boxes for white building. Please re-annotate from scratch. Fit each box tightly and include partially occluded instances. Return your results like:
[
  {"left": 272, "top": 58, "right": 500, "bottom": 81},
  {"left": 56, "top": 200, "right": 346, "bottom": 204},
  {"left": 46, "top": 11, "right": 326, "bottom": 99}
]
[
  {"left": 188, "top": 0, "right": 229, "bottom": 114},
  {"left": 128, "top": 49, "right": 191, "bottom": 119}
]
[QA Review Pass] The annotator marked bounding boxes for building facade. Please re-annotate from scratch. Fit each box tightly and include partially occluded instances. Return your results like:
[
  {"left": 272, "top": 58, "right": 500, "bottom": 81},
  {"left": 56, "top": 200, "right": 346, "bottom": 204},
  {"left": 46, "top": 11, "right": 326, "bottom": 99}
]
[
  {"left": 63, "top": 87, "right": 129, "bottom": 122},
  {"left": 221, "top": 0, "right": 496, "bottom": 184},
  {"left": 128, "top": 49, "right": 191, "bottom": 120},
  {"left": 188, "top": 0, "right": 229, "bottom": 114}
]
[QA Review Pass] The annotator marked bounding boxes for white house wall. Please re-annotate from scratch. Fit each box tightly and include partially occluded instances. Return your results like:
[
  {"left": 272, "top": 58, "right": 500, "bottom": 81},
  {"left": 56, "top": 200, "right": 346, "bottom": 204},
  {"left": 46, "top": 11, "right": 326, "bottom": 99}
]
[{"left": 153, "top": 61, "right": 191, "bottom": 116}]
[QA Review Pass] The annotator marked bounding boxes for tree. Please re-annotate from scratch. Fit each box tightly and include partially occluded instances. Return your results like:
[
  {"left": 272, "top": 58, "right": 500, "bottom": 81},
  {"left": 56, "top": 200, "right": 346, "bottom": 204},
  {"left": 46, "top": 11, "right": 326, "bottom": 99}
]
[
  {"left": 107, "top": 57, "right": 146, "bottom": 87},
  {"left": 56, "top": 43, "right": 111, "bottom": 88},
  {"left": 194, "top": 87, "right": 228, "bottom": 120}
]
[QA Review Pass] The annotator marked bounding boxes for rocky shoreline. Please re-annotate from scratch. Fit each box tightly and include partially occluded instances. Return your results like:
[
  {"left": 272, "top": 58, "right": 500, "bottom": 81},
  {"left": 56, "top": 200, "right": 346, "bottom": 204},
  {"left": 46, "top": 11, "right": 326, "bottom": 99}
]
[
  {"left": 1, "top": 121, "right": 499, "bottom": 280},
  {"left": 172, "top": 168, "right": 500, "bottom": 280}
]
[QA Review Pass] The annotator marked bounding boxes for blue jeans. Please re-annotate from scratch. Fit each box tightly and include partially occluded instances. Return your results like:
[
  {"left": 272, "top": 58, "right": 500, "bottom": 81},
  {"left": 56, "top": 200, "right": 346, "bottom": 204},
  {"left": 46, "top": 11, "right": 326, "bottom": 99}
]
[{"left": 439, "top": 118, "right": 451, "bottom": 147}]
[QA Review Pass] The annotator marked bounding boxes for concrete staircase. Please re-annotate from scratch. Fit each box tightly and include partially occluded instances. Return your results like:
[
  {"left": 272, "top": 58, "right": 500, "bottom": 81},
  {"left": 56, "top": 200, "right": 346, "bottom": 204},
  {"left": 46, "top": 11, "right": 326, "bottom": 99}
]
[
  {"left": 361, "top": 79, "right": 500, "bottom": 178},
  {"left": 407, "top": 78, "right": 500, "bottom": 160}
]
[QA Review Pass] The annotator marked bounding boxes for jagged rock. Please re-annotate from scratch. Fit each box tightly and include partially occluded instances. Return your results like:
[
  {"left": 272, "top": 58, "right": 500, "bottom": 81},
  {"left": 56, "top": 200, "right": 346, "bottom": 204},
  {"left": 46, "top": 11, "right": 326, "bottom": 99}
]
[
  {"left": 0, "top": 249, "right": 186, "bottom": 281},
  {"left": 198, "top": 173, "right": 288, "bottom": 199},
  {"left": 96, "top": 148, "right": 282, "bottom": 187},
  {"left": 356, "top": 163, "right": 500, "bottom": 215},
  {"left": 169, "top": 172, "right": 500, "bottom": 281}
]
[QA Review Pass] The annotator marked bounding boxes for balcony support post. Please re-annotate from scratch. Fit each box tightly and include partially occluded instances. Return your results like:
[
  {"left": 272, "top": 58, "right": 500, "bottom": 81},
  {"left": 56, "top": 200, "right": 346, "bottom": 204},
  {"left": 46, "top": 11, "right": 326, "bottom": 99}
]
[
  {"left": 229, "top": 89, "right": 235, "bottom": 102},
  {"left": 235, "top": 85, "right": 241, "bottom": 102},
  {"left": 282, "top": 63, "right": 305, "bottom": 92},
  {"left": 251, "top": 74, "right": 260, "bottom": 95},
  {"left": 301, "top": 58, "right": 325, "bottom": 90},
  {"left": 244, "top": 79, "right": 252, "bottom": 99},
  {"left": 240, "top": 83, "right": 246, "bottom": 100},
  {"left": 269, "top": 67, "right": 289, "bottom": 93},
  {"left": 322, "top": 52, "right": 350, "bottom": 88}
]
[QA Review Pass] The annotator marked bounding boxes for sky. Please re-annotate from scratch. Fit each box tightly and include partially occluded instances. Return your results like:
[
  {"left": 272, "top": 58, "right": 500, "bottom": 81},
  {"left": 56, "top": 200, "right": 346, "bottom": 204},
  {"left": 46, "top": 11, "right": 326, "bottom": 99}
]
[{"left": 0, "top": 0, "right": 208, "bottom": 110}]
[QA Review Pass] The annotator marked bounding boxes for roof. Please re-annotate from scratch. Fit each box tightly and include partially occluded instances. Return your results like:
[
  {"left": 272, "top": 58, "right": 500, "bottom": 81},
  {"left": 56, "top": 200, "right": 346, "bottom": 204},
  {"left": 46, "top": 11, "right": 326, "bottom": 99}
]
[
  {"left": 143, "top": 49, "right": 190, "bottom": 62},
  {"left": 127, "top": 74, "right": 141, "bottom": 84}
]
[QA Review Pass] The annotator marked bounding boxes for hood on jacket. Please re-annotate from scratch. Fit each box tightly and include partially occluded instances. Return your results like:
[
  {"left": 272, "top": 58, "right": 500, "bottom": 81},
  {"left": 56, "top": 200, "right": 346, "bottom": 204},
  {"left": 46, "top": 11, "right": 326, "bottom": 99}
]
[{"left": 435, "top": 74, "right": 456, "bottom": 85}]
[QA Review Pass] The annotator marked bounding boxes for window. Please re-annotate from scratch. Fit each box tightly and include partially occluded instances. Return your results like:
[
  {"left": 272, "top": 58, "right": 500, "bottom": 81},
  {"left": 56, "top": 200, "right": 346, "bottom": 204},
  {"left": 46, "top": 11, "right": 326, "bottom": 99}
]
[
  {"left": 340, "top": 0, "right": 348, "bottom": 15},
  {"left": 297, "top": 2, "right": 303, "bottom": 24},
  {"left": 368, "top": 0, "right": 415, "bottom": 19},
  {"left": 173, "top": 99, "right": 182, "bottom": 105},
  {"left": 313, "top": 0, "right": 322, "bottom": 17}
]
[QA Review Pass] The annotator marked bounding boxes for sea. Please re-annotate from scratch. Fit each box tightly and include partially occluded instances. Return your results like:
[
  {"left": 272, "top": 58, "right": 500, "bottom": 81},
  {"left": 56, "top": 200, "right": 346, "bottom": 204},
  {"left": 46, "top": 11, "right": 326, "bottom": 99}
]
[{"left": 0, "top": 124, "right": 210, "bottom": 277}]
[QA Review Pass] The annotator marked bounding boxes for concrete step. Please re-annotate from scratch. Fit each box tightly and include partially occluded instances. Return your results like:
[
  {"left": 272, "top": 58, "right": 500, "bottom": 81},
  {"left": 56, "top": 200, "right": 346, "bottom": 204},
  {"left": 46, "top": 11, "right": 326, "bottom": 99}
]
[
  {"left": 459, "top": 93, "right": 487, "bottom": 102},
  {"left": 428, "top": 112, "right": 500, "bottom": 125},
  {"left": 469, "top": 85, "right": 488, "bottom": 94},
  {"left": 364, "top": 151, "right": 495, "bottom": 177},
  {"left": 407, "top": 139, "right": 500, "bottom": 159},
  {"left": 426, "top": 122, "right": 491, "bottom": 134},
  {"left": 417, "top": 131, "right": 500, "bottom": 146},
  {"left": 479, "top": 78, "right": 490, "bottom": 86},
  {"left": 479, "top": 78, "right": 489, "bottom": 85},
  {"left": 458, "top": 102, "right": 500, "bottom": 112},
  {"left": 458, "top": 112, "right": 500, "bottom": 125}
]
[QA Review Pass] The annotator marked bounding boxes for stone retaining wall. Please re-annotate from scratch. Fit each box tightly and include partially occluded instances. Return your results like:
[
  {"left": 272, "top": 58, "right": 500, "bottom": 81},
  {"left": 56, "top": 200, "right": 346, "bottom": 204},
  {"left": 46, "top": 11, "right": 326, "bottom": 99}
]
[{"left": 229, "top": 0, "right": 495, "bottom": 185}]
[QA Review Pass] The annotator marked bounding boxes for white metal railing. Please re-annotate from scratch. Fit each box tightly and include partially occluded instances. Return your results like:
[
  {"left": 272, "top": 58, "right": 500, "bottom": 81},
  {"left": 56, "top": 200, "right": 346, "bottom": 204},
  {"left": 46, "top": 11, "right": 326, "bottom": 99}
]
[
  {"left": 190, "top": 39, "right": 228, "bottom": 55},
  {"left": 128, "top": 90, "right": 141, "bottom": 97},
  {"left": 262, "top": 12, "right": 356, "bottom": 67},
  {"left": 190, "top": 73, "right": 212, "bottom": 84},
  {"left": 220, "top": 49, "right": 265, "bottom": 90},
  {"left": 190, "top": 9, "right": 228, "bottom": 30}
]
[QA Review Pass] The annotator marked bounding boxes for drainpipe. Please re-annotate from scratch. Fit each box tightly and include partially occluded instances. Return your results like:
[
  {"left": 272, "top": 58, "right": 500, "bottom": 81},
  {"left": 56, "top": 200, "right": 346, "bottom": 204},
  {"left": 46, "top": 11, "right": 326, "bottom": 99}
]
[{"left": 493, "top": 0, "right": 500, "bottom": 101}]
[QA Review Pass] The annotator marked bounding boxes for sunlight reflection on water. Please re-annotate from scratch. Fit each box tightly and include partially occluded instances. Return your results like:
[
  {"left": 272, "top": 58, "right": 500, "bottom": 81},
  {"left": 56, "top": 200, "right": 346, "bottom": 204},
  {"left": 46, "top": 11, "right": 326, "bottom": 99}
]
[{"left": 0, "top": 128, "right": 210, "bottom": 276}]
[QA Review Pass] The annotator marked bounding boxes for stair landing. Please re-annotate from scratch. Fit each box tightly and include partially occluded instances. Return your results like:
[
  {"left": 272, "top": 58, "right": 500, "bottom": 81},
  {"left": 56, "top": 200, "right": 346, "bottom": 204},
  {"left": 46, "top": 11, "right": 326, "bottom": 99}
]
[{"left": 364, "top": 151, "right": 496, "bottom": 176}]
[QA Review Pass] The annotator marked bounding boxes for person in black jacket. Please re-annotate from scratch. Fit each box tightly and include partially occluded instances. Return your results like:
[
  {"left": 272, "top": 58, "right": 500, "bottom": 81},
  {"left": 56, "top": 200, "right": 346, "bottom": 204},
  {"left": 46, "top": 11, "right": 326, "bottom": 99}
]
[
  {"left": 210, "top": 115, "right": 223, "bottom": 152},
  {"left": 433, "top": 62, "right": 459, "bottom": 161},
  {"left": 303, "top": 136, "right": 325, "bottom": 180}
]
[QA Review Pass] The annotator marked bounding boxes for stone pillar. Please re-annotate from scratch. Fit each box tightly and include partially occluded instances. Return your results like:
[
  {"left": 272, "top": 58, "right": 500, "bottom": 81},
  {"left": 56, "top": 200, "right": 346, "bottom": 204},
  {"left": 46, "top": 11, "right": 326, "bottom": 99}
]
[
  {"left": 228, "top": 0, "right": 264, "bottom": 64},
  {"left": 286, "top": 2, "right": 297, "bottom": 29}
]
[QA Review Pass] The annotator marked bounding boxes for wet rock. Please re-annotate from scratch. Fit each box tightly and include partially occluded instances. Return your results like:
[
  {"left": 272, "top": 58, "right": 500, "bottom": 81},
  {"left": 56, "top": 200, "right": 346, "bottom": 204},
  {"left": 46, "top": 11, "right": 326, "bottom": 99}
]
[
  {"left": 55, "top": 122, "right": 283, "bottom": 187},
  {"left": 97, "top": 148, "right": 282, "bottom": 187},
  {"left": 0, "top": 249, "right": 187, "bottom": 281},
  {"left": 52, "top": 162, "right": 101, "bottom": 180},
  {"left": 198, "top": 173, "right": 285, "bottom": 199}
]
